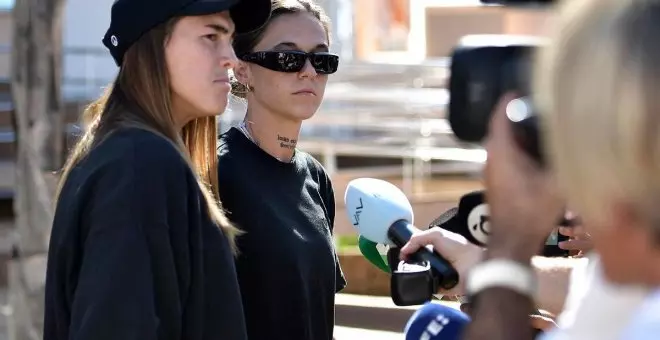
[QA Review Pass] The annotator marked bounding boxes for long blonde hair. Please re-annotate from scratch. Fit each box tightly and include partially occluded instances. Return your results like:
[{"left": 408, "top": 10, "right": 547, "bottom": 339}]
[
  {"left": 57, "top": 18, "right": 240, "bottom": 252},
  {"left": 535, "top": 0, "right": 660, "bottom": 232}
]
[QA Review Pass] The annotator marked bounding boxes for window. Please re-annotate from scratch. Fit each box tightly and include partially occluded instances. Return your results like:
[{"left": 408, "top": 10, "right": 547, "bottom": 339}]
[{"left": 0, "top": 0, "right": 13, "bottom": 10}]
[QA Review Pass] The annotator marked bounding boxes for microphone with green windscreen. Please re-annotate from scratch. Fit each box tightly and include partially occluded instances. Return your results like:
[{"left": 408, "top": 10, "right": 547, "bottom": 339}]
[{"left": 358, "top": 235, "right": 391, "bottom": 273}]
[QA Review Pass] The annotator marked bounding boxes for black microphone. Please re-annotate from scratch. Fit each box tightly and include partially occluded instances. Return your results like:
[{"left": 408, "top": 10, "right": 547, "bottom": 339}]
[
  {"left": 430, "top": 190, "right": 576, "bottom": 256},
  {"left": 388, "top": 220, "right": 459, "bottom": 290},
  {"left": 430, "top": 191, "right": 489, "bottom": 246}
]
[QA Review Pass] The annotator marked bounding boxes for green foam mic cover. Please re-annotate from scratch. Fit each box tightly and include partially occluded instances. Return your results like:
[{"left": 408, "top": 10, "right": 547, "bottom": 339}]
[{"left": 358, "top": 235, "right": 391, "bottom": 273}]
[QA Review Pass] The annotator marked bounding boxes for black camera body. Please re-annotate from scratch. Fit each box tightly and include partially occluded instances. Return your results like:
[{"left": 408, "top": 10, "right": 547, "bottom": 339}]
[
  {"left": 448, "top": 35, "right": 546, "bottom": 166},
  {"left": 447, "top": 0, "right": 557, "bottom": 165}
]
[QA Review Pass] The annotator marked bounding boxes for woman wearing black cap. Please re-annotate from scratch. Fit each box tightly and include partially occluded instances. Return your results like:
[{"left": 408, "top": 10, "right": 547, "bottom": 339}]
[
  {"left": 217, "top": 1, "right": 345, "bottom": 339},
  {"left": 43, "top": 0, "right": 270, "bottom": 339}
]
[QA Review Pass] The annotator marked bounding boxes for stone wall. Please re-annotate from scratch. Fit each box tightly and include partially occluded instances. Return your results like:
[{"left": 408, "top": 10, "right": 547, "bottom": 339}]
[{"left": 339, "top": 252, "right": 390, "bottom": 296}]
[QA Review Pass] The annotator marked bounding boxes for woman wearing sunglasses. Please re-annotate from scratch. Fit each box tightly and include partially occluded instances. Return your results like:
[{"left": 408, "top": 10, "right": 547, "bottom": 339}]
[{"left": 217, "top": 1, "right": 344, "bottom": 339}]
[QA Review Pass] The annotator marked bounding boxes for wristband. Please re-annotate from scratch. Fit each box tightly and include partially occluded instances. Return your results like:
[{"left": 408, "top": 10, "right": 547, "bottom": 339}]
[{"left": 466, "top": 259, "right": 536, "bottom": 297}]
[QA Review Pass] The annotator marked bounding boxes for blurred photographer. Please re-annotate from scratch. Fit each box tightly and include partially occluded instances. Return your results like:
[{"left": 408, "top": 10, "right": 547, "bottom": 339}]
[{"left": 403, "top": 0, "right": 660, "bottom": 338}]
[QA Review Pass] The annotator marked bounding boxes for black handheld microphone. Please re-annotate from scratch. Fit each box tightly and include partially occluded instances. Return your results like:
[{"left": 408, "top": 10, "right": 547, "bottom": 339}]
[
  {"left": 431, "top": 191, "right": 490, "bottom": 246},
  {"left": 388, "top": 220, "right": 460, "bottom": 290},
  {"left": 431, "top": 190, "right": 576, "bottom": 256}
]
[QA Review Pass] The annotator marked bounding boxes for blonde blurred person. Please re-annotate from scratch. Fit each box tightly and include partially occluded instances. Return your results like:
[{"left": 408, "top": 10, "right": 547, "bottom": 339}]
[
  {"left": 535, "top": 0, "right": 660, "bottom": 337},
  {"left": 402, "top": 0, "right": 660, "bottom": 339}
]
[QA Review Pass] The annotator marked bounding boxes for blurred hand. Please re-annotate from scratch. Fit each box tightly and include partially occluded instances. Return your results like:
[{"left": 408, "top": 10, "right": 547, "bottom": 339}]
[
  {"left": 400, "top": 227, "right": 483, "bottom": 295},
  {"left": 530, "top": 313, "right": 558, "bottom": 331},
  {"left": 483, "top": 94, "right": 565, "bottom": 261},
  {"left": 558, "top": 225, "right": 593, "bottom": 256}
]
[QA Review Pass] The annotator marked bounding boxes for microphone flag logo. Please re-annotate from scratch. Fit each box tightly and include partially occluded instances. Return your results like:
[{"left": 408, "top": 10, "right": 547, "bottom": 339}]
[{"left": 467, "top": 203, "right": 490, "bottom": 245}]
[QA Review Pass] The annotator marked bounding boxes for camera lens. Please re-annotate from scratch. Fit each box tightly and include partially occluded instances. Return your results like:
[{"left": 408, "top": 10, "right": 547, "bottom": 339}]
[{"left": 506, "top": 97, "right": 534, "bottom": 123}]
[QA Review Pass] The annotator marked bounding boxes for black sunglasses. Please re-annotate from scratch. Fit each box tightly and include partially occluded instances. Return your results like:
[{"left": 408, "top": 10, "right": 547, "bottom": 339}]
[{"left": 240, "top": 51, "right": 339, "bottom": 75}]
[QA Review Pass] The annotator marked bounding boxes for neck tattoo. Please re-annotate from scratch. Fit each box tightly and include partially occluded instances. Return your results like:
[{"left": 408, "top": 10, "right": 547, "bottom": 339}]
[{"left": 237, "top": 119, "right": 294, "bottom": 163}]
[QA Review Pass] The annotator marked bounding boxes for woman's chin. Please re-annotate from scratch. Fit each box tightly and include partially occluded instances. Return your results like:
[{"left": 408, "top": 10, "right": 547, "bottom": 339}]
[
  {"left": 200, "top": 100, "right": 229, "bottom": 118},
  {"left": 288, "top": 105, "right": 321, "bottom": 122}
]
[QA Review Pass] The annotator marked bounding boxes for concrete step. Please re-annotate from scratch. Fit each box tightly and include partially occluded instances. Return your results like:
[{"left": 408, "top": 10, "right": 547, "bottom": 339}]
[
  {"left": 335, "top": 294, "right": 460, "bottom": 333},
  {"left": 334, "top": 326, "right": 402, "bottom": 340}
]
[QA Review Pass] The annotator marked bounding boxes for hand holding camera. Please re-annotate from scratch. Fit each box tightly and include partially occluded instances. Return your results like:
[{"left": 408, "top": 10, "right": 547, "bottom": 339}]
[
  {"left": 447, "top": 31, "right": 568, "bottom": 260},
  {"left": 483, "top": 93, "right": 564, "bottom": 261}
]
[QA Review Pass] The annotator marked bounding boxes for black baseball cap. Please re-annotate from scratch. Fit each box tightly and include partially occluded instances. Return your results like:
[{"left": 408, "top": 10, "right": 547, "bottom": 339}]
[{"left": 103, "top": 0, "right": 271, "bottom": 66}]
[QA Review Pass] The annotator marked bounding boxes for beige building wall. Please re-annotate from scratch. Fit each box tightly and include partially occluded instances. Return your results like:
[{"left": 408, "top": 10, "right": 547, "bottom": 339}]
[
  {"left": 423, "top": 6, "right": 553, "bottom": 59},
  {"left": 0, "top": 11, "right": 12, "bottom": 80},
  {"left": 353, "top": 2, "right": 553, "bottom": 61}
]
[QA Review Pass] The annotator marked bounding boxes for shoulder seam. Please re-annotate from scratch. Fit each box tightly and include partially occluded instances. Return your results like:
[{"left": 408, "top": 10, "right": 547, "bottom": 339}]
[{"left": 301, "top": 152, "right": 330, "bottom": 183}]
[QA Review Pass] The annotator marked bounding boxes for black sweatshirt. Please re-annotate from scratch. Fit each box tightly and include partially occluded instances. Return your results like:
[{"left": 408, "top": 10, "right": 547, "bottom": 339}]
[
  {"left": 217, "top": 127, "right": 346, "bottom": 340},
  {"left": 44, "top": 128, "right": 247, "bottom": 340}
]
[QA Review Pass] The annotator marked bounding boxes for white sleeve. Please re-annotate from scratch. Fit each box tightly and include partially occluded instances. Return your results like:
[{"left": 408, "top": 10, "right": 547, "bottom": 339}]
[
  {"left": 551, "top": 253, "right": 649, "bottom": 340},
  {"left": 619, "top": 290, "right": 660, "bottom": 340},
  {"left": 622, "top": 323, "right": 660, "bottom": 340}
]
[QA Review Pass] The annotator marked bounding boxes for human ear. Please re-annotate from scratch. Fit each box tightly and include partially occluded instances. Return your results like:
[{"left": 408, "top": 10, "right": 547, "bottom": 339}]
[{"left": 233, "top": 61, "right": 252, "bottom": 87}]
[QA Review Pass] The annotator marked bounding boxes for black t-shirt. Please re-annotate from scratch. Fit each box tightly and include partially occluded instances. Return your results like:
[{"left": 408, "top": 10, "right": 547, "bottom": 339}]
[
  {"left": 217, "top": 127, "right": 346, "bottom": 340},
  {"left": 45, "top": 128, "right": 247, "bottom": 340}
]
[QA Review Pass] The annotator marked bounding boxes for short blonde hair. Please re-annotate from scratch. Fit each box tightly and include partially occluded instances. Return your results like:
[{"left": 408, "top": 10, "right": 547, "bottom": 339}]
[{"left": 535, "top": 0, "right": 660, "bottom": 229}]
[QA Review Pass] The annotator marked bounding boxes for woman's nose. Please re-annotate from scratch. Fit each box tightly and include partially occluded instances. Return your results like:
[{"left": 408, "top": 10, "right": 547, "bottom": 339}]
[
  {"left": 220, "top": 45, "right": 238, "bottom": 69},
  {"left": 299, "top": 59, "right": 318, "bottom": 78}
]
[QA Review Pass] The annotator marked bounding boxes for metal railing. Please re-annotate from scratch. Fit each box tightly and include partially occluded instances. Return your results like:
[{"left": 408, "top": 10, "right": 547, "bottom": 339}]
[
  {"left": 0, "top": 44, "right": 115, "bottom": 100},
  {"left": 0, "top": 43, "right": 485, "bottom": 193}
]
